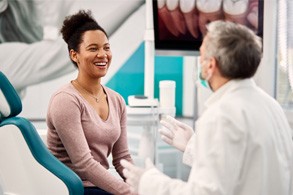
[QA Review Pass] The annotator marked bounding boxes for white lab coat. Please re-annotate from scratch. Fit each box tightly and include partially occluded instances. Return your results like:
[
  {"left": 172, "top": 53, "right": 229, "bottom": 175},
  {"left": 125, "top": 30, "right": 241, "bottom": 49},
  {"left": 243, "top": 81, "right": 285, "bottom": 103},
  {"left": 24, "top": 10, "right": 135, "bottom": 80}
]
[{"left": 139, "top": 79, "right": 293, "bottom": 195}]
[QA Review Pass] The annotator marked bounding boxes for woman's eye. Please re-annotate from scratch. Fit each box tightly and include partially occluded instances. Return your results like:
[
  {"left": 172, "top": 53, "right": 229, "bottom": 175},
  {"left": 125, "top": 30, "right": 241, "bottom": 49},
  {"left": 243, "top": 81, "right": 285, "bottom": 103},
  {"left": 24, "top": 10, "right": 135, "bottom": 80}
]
[
  {"left": 89, "top": 48, "right": 97, "bottom": 51},
  {"left": 104, "top": 46, "right": 110, "bottom": 51}
]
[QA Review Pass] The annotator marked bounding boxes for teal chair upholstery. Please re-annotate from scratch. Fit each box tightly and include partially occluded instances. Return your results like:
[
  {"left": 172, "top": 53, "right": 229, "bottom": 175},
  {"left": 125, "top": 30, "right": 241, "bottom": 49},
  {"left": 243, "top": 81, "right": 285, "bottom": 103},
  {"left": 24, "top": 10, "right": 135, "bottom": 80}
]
[{"left": 0, "top": 71, "right": 84, "bottom": 195}]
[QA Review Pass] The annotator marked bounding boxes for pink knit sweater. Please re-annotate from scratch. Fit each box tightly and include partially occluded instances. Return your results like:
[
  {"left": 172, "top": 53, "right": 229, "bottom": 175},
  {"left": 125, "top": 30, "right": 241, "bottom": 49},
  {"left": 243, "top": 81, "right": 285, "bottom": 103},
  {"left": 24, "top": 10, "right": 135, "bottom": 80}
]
[{"left": 46, "top": 83, "right": 133, "bottom": 195}]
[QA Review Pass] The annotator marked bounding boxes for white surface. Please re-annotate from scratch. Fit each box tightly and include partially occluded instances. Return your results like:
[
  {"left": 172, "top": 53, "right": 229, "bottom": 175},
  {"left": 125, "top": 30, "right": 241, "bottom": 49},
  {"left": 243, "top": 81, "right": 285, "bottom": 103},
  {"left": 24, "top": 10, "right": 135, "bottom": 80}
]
[
  {"left": 0, "top": 91, "right": 10, "bottom": 117},
  {"left": 254, "top": 1, "right": 277, "bottom": 97},
  {"left": 128, "top": 95, "right": 159, "bottom": 107},
  {"left": 144, "top": 0, "right": 155, "bottom": 99},
  {"left": 183, "top": 56, "right": 196, "bottom": 117},
  {"left": 159, "top": 80, "right": 176, "bottom": 108},
  {"left": 0, "top": 125, "right": 68, "bottom": 195}
]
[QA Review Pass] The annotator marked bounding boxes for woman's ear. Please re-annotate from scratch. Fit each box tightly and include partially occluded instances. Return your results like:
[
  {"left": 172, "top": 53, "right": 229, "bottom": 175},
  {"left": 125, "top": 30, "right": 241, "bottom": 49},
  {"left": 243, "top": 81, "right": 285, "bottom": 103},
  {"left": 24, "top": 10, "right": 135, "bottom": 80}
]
[{"left": 70, "top": 49, "right": 78, "bottom": 63}]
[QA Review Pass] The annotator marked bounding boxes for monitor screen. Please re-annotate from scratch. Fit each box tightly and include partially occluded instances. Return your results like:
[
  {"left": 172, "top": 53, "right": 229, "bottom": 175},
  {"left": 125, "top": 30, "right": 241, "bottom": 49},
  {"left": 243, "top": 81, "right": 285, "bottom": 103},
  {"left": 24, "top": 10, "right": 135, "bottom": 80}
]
[{"left": 153, "top": 0, "right": 264, "bottom": 56}]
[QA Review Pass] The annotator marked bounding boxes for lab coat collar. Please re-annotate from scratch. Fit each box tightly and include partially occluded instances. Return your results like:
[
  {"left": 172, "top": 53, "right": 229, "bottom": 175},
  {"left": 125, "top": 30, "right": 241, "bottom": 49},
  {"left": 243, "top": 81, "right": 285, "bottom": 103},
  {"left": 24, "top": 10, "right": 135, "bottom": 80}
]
[{"left": 204, "top": 78, "right": 256, "bottom": 108}]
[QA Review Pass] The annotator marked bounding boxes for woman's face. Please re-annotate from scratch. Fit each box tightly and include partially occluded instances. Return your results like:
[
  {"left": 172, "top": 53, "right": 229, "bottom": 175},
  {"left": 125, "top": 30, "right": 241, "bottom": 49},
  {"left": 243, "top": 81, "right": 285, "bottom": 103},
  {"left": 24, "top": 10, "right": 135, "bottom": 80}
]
[{"left": 72, "top": 30, "right": 112, "bottom": 79}]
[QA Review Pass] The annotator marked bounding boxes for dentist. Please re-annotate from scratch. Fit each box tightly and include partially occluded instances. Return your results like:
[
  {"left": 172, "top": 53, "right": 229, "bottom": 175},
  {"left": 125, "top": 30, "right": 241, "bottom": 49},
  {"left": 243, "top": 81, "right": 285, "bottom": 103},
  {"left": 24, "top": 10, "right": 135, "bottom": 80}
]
[{"left": 121, "top": 21, "right": 293, "bottom": 195}]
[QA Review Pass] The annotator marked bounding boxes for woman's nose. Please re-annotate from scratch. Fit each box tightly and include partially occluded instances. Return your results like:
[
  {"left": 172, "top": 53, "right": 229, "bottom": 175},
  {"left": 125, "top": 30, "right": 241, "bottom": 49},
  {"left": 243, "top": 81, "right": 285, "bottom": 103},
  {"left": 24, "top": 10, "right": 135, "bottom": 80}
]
[{"left": 97, "top": 52, "right": 107, "bottom": 58}]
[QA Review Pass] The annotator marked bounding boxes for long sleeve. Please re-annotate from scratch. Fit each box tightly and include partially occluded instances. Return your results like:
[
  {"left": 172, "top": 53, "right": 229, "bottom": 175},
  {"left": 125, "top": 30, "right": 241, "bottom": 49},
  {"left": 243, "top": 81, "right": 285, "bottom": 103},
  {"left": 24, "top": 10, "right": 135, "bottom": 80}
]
[
  {"left": 112, "top": 96, "right": 133, "bottom": 179},
  {"left": 47, "top": 87, "right": 132, "bottom": 195},
  {"left": 138, "top": 79, "right": 293, "bottom": 195},
  {"left": 182, "top": 135, "right": 196, "bottom": 167}
]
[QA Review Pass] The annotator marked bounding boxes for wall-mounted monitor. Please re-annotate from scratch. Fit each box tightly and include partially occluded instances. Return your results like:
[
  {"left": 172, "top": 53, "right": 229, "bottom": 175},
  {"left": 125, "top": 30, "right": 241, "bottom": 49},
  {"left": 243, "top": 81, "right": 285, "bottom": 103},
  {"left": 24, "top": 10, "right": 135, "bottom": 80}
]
[{"left": 153, "top": 0, "right": 264, "bottom": 56}]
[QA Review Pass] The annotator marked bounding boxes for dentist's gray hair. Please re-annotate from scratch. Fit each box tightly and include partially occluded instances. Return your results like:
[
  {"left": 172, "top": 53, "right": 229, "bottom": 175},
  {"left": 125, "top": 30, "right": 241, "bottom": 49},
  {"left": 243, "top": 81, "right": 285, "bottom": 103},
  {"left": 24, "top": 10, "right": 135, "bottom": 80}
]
[{"left": 204, "top": 21, "right": 262, "bottom": 79}]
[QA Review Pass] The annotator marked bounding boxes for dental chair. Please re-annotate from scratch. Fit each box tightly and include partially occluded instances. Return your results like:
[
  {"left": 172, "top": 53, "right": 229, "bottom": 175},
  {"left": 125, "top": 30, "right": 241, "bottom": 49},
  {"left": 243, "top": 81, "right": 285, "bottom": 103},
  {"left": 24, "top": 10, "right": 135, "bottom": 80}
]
[{"left": 0, "top": 72, "right": 84, "bottom": 195}]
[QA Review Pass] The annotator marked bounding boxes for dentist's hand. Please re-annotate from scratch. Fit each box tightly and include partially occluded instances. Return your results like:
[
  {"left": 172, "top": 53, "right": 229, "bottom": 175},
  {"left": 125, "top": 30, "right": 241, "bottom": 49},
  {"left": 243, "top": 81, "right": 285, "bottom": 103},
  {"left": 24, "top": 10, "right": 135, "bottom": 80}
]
[
  {"left": 121, "top": 158, "right": 154, "bottom": 194},
  {"left": 159, "top": 115, "right": 194, "bottom": 152}
]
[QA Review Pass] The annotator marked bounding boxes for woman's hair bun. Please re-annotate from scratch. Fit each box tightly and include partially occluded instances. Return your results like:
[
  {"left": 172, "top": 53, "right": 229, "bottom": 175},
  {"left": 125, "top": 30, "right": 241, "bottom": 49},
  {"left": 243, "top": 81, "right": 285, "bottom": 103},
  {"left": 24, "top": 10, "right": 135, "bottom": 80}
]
[{"left": 60, "top": 10, "right": 97, "bottom": 43}]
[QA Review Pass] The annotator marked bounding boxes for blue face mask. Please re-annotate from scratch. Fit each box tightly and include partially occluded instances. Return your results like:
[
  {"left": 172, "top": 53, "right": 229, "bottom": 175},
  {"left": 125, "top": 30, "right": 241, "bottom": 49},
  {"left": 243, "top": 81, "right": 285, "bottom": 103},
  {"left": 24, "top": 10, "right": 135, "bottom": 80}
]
[{"left": 197, "top": 64, "right": 210, "bottom": 89}]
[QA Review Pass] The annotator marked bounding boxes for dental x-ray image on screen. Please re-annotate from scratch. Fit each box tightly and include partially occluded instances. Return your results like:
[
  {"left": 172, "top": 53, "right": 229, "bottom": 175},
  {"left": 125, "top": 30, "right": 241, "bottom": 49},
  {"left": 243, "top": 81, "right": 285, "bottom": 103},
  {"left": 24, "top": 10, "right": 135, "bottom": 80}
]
[{"left": 153, "top": 0, "right": 264, "bottom": 56}]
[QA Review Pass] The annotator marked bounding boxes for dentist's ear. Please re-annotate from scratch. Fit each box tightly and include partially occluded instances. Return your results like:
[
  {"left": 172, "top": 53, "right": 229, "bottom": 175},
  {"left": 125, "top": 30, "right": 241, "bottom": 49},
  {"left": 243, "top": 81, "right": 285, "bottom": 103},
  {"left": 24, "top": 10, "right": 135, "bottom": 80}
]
[{"left": 207, "top": 56, "right": 218, "bottom": 73}]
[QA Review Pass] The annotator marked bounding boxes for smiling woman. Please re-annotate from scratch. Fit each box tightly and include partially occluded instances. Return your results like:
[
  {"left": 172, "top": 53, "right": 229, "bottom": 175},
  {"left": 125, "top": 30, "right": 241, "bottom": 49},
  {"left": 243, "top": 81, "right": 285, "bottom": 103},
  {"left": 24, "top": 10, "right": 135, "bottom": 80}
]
[
  {"left": 46, "top": 10, "right": 134, "bottom": 195},
  {"left": 70, "top": 30, "right": 111, "bottom": 81}
]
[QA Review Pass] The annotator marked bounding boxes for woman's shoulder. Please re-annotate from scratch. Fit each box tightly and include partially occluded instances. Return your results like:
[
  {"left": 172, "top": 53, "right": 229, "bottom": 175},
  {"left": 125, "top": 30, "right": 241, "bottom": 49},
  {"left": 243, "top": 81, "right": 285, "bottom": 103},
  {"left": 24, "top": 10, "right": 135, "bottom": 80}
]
[
  {"left": 103, "top": 86, "right": 126, "bottom": 112},
  {"left": 51, "top": 82, "right": 79, "bottom": 101},
  {"left": 104, "top": 86, "right": 124, "bottom": 102}
]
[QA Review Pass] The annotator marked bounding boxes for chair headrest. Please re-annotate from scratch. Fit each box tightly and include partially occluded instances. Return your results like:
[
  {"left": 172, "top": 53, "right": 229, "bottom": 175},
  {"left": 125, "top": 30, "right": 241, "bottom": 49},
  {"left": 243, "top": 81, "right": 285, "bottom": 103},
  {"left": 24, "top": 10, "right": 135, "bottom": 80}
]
[{"left": 0, "top": 72, "right": 22, "bottom": 121}]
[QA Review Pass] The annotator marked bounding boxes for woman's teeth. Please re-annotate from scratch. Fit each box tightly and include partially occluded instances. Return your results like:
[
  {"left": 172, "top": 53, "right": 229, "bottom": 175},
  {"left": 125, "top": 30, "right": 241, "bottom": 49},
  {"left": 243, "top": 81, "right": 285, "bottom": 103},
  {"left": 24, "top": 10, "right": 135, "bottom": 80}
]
[{"left": 95, "top": 62, "right": 106, "bottom": 66}]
